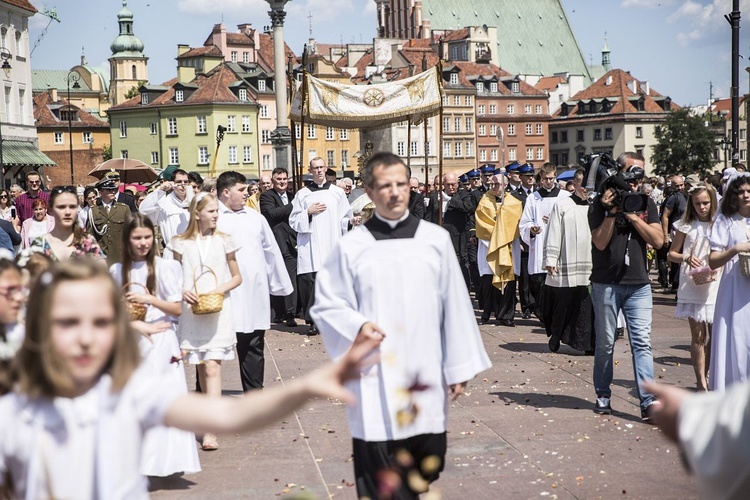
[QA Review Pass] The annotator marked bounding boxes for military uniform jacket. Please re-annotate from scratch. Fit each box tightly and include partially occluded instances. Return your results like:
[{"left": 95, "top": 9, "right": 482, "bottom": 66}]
[{"left": 87, "top": 202, "right": 130, "bottom": 265}]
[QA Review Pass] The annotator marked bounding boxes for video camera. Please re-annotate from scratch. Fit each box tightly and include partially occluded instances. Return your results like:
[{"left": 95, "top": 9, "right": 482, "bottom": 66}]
[{"left": 580, "top": 153, "right": 649, "bottom": 213}]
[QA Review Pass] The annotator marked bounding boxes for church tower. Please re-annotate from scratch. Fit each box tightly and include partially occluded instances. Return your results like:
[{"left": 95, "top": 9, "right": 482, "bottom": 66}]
[
  {"left": 108, "top": 0, "right": 148, "bottom": 105},
  {"left": 602, "top": 33, "right": 611, "bottom": 71}
]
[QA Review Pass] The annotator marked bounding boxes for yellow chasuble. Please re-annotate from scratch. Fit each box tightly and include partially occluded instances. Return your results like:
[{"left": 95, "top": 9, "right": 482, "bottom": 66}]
[
  {"left": 481, "top": 192, "right": 523, "bottom": 290},
  {"left": 245, "top": 192, "right": 261, "bottom": 212}
]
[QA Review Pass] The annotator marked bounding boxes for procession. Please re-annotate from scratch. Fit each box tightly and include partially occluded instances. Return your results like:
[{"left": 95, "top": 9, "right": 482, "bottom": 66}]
[{"left": 1, "top": 0, "right": 750, "bottom": 499}]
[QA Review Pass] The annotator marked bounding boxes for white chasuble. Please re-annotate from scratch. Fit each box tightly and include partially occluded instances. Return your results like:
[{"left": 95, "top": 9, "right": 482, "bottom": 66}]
[{"left": 519, "top": 188, "right": 570, "bottom": 275}]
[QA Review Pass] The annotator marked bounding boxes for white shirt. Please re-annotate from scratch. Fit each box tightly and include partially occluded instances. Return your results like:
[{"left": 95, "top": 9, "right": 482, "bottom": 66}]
[
  {"left": 217, "top": 201, "right": 293, "bottom": 332},
  {"left": 139, "top": 189, "right": 194, "bottom": 246}
]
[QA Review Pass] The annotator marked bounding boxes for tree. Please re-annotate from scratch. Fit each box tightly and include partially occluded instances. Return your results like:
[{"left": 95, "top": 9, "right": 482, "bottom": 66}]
[
  {"left": 651, "top": 108, "right": 716, "bottom": 177},
  {"left": 124, "top": 80, "right": 148, "bottom": 99},
  {"left": 102, "top": 144, "right": 112, "bottom": 161}
]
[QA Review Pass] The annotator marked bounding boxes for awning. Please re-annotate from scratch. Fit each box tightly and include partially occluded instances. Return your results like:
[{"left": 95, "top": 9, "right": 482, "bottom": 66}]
[{"left": 1, "top": 140, "right": 56, "bottom": 167}]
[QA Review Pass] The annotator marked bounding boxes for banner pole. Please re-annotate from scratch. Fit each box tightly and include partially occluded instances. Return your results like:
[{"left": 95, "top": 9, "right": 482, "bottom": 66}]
[{"left": 437, "top": 63, "right": 444, "bottom": 227}]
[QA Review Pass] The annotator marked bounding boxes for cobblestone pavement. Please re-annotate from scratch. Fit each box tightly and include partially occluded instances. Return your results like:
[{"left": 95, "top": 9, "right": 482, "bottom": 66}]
[{"left": 151, "top": 289, "right": 698, "bottom": 499}]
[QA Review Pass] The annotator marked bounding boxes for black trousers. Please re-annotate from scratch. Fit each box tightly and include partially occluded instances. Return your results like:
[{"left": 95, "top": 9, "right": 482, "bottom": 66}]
[
  {"left": 467, "top": 237, "right": 480, "bottom": 295},
  {"left": 528, "top": 272, "right": 547, "bottom": 319},
  {"left": 656, "top": 245, "right": 670, "bottom": 287},
  {"left": 353, "top": 433, "right": 447, "bottom": 500},
  {"left": 516, "top": 250, "right": 533, "bottom": 314},
  {"left": 271, "top": 254, "right": 297, "bottom": 320},
  {"left": 480, "top": 274, "right": 516, "bottom": 321},
  {"left": 236, "top": 330, "right": 265, "bottom": 391},
  {"left": 297, "top": 271, "right": 317, "bottom": 323}
]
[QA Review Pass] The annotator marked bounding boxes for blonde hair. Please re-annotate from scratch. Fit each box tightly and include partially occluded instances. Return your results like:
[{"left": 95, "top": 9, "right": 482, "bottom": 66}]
[
  {"left": 173, "top": 192, "right": 219, "bottom": 241},
  {"left": 682, "top": 182, "right": 718, "bottom": 224},
  {"left": 13, "top": 259, "right": 141, "bottom": 398}
]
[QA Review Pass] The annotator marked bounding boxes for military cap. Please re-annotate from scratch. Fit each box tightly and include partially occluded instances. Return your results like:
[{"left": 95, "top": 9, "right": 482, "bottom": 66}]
[
  {"left": 480, "top": 164, "right": 496, "bottom": 175},
  {"left": 466, "top": 169, "right": 481, "bottom": 179},
  {"left": 95, "top": 177, "right": 118, "bottom": 190},
  {"left": 519, "top": 163, "right": 535, "bottom": 175}
]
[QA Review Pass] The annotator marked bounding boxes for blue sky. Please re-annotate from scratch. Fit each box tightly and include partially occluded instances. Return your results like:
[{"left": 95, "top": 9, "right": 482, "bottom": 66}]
[{"left": 28, "top": 0, "right": 749, "bottom": 107}]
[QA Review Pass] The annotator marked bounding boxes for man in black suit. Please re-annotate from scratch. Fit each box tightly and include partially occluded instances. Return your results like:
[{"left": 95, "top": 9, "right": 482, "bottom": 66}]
[
  {"left": 425, "top": 171, "right": 475, "bottom": 287},
  {"left": 260, "top": 167, "right": 297, "bottom": 327},
  {"left": 408, "top": 176, "right": 425, "bottom": 219},
  {"left": 102, "top": 170, "right": 137, "bottom": 212}
]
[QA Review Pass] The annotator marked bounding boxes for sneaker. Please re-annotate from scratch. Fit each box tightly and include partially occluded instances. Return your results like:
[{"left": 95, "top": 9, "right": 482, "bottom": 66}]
[
  {"left": 641, "top": 400, "right": 662, "bottom": 422},
  {"left": 594, "top": 396, "right": 612, "bottom": 415}
]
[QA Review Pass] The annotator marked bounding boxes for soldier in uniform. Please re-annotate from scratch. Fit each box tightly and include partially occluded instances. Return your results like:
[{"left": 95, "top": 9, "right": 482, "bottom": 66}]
[
  {"left": 87, "top": 177, "right": 130, "bottom": 265},
  {"left": 480, "top": 164, "right": 495, "bottom": 191}
]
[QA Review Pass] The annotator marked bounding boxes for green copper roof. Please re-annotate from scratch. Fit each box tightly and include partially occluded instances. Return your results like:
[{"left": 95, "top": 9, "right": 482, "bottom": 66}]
[
  {"left": 31, "top": 70, "right": 94, "bottom": 93},
  {"left": 422, "top": 0, "right": 591, "bottom": 80},
  {"left": 111, "top": 0, "right": 144, "bottom": 55},
  {"left": 2, "top": 140, "right": 56, "bottom": 167}
]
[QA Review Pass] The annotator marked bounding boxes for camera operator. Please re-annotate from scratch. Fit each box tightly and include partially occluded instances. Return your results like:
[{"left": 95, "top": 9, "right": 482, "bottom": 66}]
[{"left": 589, "top": 151, "right": 663, "bottom": 420}]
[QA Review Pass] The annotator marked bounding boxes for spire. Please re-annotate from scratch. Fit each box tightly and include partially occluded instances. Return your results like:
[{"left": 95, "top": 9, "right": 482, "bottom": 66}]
[
  {"left": 602, "top": 32, "right": 611, "bottom": 70},
  {"left": 110, "top": 0, "right": 144, "bottom": 56},
  {"left": 81, "top": 46, "right": 87, "bottom": 66}
]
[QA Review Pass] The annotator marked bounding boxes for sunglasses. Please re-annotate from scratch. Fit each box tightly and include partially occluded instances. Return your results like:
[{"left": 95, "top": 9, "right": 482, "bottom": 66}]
[
  {"left": 28, "top": 181, "right": 41, "bottom": 185},
  {"left": 51, "top": 185, "right": 77, "bottom": 195},
  {"left": 173, "top": 180, "right": 189, "bottom": 185},
  {"left": 0, "top": 195, "right": 7, "bottom": 198}
]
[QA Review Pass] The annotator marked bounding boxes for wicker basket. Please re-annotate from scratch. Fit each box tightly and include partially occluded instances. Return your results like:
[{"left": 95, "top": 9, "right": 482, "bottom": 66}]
[
  {"left": 739, "top": 252, "right": 750, "bottom": 278},
  {"left": 123, "top": 283, "right": 149, "bottom": 321},
  {"left": 191, "top": 266, "right": 224, "bottom": 315}
]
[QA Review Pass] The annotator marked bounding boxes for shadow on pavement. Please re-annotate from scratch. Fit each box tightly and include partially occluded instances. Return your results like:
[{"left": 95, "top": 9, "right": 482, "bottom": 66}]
[
  {"left": 148, "top": 474, "right": 197, "bottom": 493},
  {"left": 490, "top": 391, "right": 645, "bottom": 424}
]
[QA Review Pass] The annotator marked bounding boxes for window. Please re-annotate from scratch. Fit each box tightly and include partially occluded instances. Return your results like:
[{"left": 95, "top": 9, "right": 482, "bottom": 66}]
[
  {"left": 526, "top": 148, "right": 533, "bottom": 160},
  {"left": 478, "top": 105, "right": 485, "bottom": 115},
  {"left": 175, "top": 90, "right": 184, "bottom": 102},
  {"left": 454, "top": 117, "right": 461, "bottom": 132},
  {"left": 511, "top": 82, "right": 520, "bottom": 93},
  {"left": 198, "top": 146, "right": 209, "bottom": 165},
  {"left": 169, "top": 147, "right": 179, "bottom": 165},
  {"left": 508, "top": 124, "right": 515, "bottom": 136},
  {"left": 451, "top": 46, "right": 459, "bottom": 60},
  {"left": 594, "top": 128, "right": 602, "bottom": 141},
  {"left": 54, "top": 131, "right": 64, "bottom": 144},
  {"left": 605, "top": 127, "right": 613, "bottom": 140},
  {"left": 479, "top": 124, "right": 486, "bottom": 136},
  {"left": 262, "top": 155, "right": 271, "bottom": 169},
  {"left": 635, "top": 126, "right": 643, "bottom": 138},
  {"left": 131, "top": 65, "right": 137, "bottom": 79},
  {"left": 341, "top": 150, "right": 349, "bottom": 166},
  {"left": 151, "top": 151, "right": 159, "bottom": 164},
  {"left": 242, "top": 115, "right": 251, "bottom": 133},
  {"left": 443, "top": 117, "right": 450, "bottom": 131},
  {"left": 442, "top": 95, "right": 449, "bottom": 107},
  {"left": 453, "top": 95, "right": 460, "bottom": 106},
  {"left": 525, "top": 105, "right": 532, "bottom": 114},
  {"left": 227, "top": 115, "right": 236, "bottom": 133},
  {"left": 450, "top": 73, "right": 458, "bottom": 85},
  {"left": 490, "top": 124, "right": 498, "bottom": 136},
  {"left": 561, "top": 131, "right": 568, "bottom": 143},
  {"left": 228, "top": 145, "right": 238, "bottom": 164},
  {"left": 491, "top": 149, "right": 499, "bottom": 161},
  {"left": 294, "top": 123, "right": 301, "bottom": 138},
  {"left": 561, "top": 152, "right": 568, "bottom": 164},
  {"left": 489, "top": 104, "right": 497, "bottom": 114},
  {"left": 535, "top": 104, "right": 543, "bottom": 114},
  {"left": 466, "top": 141, "right": 473, "bottom": 157},
  {"left": 242, "top": 52, "right": 249, "bottom": 63},
  {"left": 141, "top": 93, "right": 148, "bottom": 105},
  {"left": 119, "top": 121, "right": 127, "bottom": 138},
  {"left": 260, "top": 105, "right": 269, "bottom": 118},
  {"left": 261, "top": 130, "right": 271, "bottom": 144},
  {"left": 576, "top": 130, "right": 584, "bottom": 142},
  {"left": 340, "top": 129, "right": 349, "bottom": 140},
  {"left": 197, "top": 116, "right": 207, "bottom": 134},
  {"left": 508, "top": 148, "right": 516, "bottom": 161},
  {"left": 465, "top": 117, "right": 472, "bottom": 131},
  {"left": 82, "top": 131, "right": 92, "bottom": 144},
  {"left": 239, "top": 88, "right": 248, "bottom": 101},
  {"left": 480, "top": 149, "right": 487, "bottom": 161},
  {"left": 167, "top": 117, "right": 178, "bottom": 136},
  {"left": 426, "top": 142, "right": 433, "bottom": 155},
  {"left": 231, "top": 51, "right": 237, "bottom": 63},
  {"left": 490, "top": 82, "right": 498, "bottom": 93},
  {"left": 537, "top": 148, "right": 544, "bottom": 160},
  {"left": 243, "top": 145, "right": 253, "bottom": 163},
  {"left": 454, "top": 142, "right": 462, "bottom": 157},
  {"left": 307, "top": 124, "right": 316, "bottom": 139},
  {"left": 258, "top": 80, "right": 266, "bottom": 92},
  {"left": 551, "top": 131, "right": 558, "bottom": 143},
  {"left": 397, "top": 141, "right": 405, "bottom": 156},
  {"left": 326, "top": 127, "right": 335, "bottom": 140},
  {"left": 476, "top": 82, "right": 484, "bottom": 92},
  {"left": 121, "top": 150, "right": 128, "bottom": 159},
  {"left": 327, "top": 150, "right": 335, "bottom": 166},
  {"left": 465, "top": 96, "right": 472, "bottom": 106},
  {"left": 410, "top": 141, "right": 419, "bottom": 156},
  {"left": 443, "top": 141, "right": 451, "bottom": 157},
  {"left": 525, "top": 124, "right": 532, "bottom": 135},
  {"left": 536, "top": 123, "right": 543, "bottom": 135},
  {"left": 741, "top": 129, "right": 747, "bottom": 141},
  {"left": 742, "top": 150, "right": 748, "bottom": 161},
  {"left": 150, "top": 122, "right": 157, "bottom": 135}
]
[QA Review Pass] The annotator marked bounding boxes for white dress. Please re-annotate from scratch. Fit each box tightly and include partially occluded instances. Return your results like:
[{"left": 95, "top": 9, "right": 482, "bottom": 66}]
[
  {"left": 673, "top": 220, "right": 721, "bottom": 323},
  {"left": 167, "top": 234, "right": 239, "bottom": 364},
  {"left": 110, "top": 259, "right": 201, "bottom": 477},
  {"left": 708, "top": 213, "right": 750, "bottom": 391},
  {"left": 0, "top": 364, "right": 183, "bottom": 499}
]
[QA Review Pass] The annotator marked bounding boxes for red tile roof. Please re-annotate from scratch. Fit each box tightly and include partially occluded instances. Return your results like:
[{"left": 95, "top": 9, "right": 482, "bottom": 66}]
[
  {"left": 450, "top": 61, "right": 546, "bottom": 96},
  {"left": 3, "top": 0, "right": 37, "bottom": 14},
  {"left": 438, "top": 28, "right": 470, "bottom": 42},
  {"left": 226, "top": 32, "right": 254, "bottom": 46},
  {"left": 177, "top": 45, "right": 223, "bottom": 59},
  {"left": 535, "top": 75, "right": 566, "bottom": 92},
  {"left": 257, "top": 33, "right": 296, "bottom": 73},
  {"left": 33, "top": 91, "right": 109, "bottom": 128}
]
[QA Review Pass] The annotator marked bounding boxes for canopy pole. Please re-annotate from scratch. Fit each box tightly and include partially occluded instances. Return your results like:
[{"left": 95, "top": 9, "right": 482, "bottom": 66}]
[
  {"left": 423, "top": 119, "right": 429, "bottom": 189},
  {"left": 297, "top": 45, "right": 309, "bottom": 192},
  {"left": 437, "top": 63, "right": 444, "bottom": 227},
  {"left": 406, "top": 119, "right": 412, "bottom": 171}
]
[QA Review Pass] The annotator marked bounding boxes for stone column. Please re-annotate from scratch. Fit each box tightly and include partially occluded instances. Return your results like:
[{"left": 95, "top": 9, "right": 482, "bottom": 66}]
[{"left": 267, "top": 1, "right": 292, "bottom": 171}]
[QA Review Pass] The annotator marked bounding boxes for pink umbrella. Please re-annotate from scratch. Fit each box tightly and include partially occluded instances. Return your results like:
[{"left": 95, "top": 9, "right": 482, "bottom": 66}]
[{"left": 88, "top": 158, "right": 158, "bottom": 184}]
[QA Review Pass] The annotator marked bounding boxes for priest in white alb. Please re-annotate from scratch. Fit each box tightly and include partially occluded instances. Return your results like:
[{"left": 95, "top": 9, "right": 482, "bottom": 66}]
[
  {"left": 311, "top": 152, "right": 491, "bottom": 499},
  {"left": 216, "top": 171, "right": 293, "bottom": 391},
  {"left": 139, "top": 168, "right": 193, "bottom": 257},
  {"left": 289, "top": 157, "right": 356, "bottom": 334}
]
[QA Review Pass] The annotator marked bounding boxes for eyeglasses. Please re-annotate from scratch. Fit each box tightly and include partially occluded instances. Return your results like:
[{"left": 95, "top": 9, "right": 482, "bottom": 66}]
[
  {"left": 51, "top": 185, "right": 76, "bottom": 195},
  {"left": 28, "top": 180, "right": 41, "bottom": 185},
  {"left": 173, "top": 180, "right": 189, "bottom": 185},
  {"left": 0, "top": 286, "right": 24, "bottom": 300}
]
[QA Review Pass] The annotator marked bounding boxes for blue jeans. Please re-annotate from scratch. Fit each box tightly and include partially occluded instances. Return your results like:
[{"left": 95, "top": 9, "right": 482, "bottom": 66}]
[{"left": 591, "top": 282, "right": 655, "bottom": 410}]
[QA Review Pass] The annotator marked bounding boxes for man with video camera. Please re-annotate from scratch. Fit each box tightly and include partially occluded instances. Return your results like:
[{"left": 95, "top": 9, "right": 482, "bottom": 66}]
[{"left": 588, "top": 151, "right": 663, "bottom": 420}]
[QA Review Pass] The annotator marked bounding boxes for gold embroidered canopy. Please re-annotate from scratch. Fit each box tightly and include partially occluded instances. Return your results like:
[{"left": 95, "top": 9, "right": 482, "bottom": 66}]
[{"left": 289, "top": 66, "right": 443, "bottom": 129}]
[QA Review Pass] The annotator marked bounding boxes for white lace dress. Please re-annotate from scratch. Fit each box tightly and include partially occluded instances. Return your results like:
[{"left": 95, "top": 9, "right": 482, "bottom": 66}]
[{"left": 673, "top": 220, "right": 721, "bottom": 322}]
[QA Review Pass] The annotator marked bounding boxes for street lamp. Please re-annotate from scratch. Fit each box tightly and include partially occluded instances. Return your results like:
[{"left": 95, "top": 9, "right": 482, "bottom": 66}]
[
  {"left": 720, "top": 135, "right": 731, "bottom": 170},
  {"left": 66, "top": 70, "right": 81, "bottom": 185},
  {"left": 0, "top": 47, "right": 10, "bottom": 190}
]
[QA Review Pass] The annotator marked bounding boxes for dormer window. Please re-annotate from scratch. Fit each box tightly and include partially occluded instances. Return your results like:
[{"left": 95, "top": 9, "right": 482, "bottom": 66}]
[
  {"left": 450, "top": 73, "right": 458, "bottom": 85},
  {"left": 476, "top": 82, "right": 484, "bottom": 92},
  {"left": 258, "top": 80, "right": 266, "bottom": 92},
  {"left": 490, "top": 82, "right": 498, "bottom": 93},
  {"left": 239, "top": 88, "right": 248, "bottom": 101},
  {"left": 511, "top": 81, "right": 520, "bottom": 93},
  {"left": 560, "top": 104, "right": 569, "bottom": 117},
  {"left": 175, "top": 90, "right": 184, "bottom": 103},
  {"left": 141, "top": 92, "right": 148, "bottom": 105}
]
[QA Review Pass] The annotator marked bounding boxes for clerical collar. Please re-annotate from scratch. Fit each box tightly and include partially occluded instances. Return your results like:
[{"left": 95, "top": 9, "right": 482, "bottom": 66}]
[
  {"left": 365, "top": 211, "right": 419, "bottom": 240},
  {"left": 374, "top": 210, "right": 410, "bottom": 228},
  {"left": 537, "top": 186, "right": 560, "bottom": 198},
  {"left": 572, "top": 193, "right": 589, "bottom": 206},
  {"left": 308, "top": 181, "right": 331, "bottom": 192}
]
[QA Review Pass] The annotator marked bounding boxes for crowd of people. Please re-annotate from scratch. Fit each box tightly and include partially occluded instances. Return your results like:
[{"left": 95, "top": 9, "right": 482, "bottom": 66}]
[{"left": 1, "top": 151, "right": 750, "bottom": 498}]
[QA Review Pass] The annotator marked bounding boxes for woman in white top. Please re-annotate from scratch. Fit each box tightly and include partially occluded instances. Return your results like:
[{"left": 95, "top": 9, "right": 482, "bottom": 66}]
[
  {"left": 167, "top": 192, "right": 241, "bottom": 450},
  {"left": 667, "top": 183, "right": 720, "bottom": 391},
  {"left": 0, "top": 189, "right": 17, "bottom": 223},
  {"left": 0, "top": 259, "right": 382, "bottom": 499},
  {"left": 77, "top": 187, "right": 98, "bottom": 230},
  {"left": 20, "top": 198, "right": 54, "bottom": 249},
  {"left": 110, "top": 213, "right": 200, "bottom": 477},
  {"left": 0, "top": 258, "right": 23, "bottom": 395}
]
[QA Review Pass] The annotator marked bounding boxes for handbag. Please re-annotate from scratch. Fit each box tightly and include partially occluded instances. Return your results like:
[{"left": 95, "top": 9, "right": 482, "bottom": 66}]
[
  {"left": 191, "top": 265, "right": 224, "bottom": 315},
  {"left": 122, "top": 283, "right": 149, "bottom": 321},
  {"left": 686, "top": 236, "right": 717, "bottom": 285}
]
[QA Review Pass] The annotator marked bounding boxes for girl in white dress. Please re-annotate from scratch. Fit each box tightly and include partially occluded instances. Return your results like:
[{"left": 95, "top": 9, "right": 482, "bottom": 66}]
[
  {"left": 667, "top": 183, "right": 721, "bottom": 391},
  {"left": 708, "top": 174, "right": 750, "bottom": 391},
  {"left": 110, "top": 213, "right": 201, "bottom": 477},
  {"left": 167, "top": 192, "right": 241, "bottom": 450},
  {"left": 0, "top": 259, "right": 382, "bottom": 499}
]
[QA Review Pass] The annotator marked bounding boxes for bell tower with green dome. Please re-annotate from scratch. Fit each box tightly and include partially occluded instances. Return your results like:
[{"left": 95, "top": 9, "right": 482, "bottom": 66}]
[{"left": 108, "top": 0, "right": 148, "bottom": 105}]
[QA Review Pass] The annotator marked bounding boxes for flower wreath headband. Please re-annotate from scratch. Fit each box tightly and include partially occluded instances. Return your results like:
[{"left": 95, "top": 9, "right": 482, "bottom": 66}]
[{"left": 727, "top": 171, "right": 750, "bottom": 186}]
